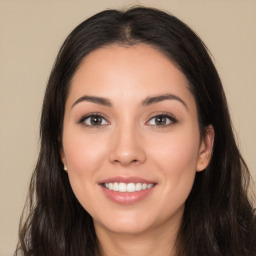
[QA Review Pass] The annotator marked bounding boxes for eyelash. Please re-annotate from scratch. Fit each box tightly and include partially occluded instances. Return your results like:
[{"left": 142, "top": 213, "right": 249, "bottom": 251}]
[
  {"left": 78, "top": 112, "right": 178, "bottom": 128},
  {"left": 146, "top": 113, "right": 178, "bottom": 127},
  {"left": 78, "top": 112, "right": 109, "bottom": 128}
]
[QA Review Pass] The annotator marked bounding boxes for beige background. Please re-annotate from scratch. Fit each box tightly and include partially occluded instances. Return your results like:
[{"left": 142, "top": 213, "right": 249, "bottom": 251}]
[{"left": 0, "top": 1, "right": 255, "bottom": 255}]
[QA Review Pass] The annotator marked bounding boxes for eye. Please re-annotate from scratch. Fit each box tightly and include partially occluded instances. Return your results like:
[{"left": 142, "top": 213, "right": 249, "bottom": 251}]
[
  {"left": 79, "top": 114, "right": 109, "bottom": 127},
  {"left": 147, "top": 114, "right": 177, "bottom": 127}
]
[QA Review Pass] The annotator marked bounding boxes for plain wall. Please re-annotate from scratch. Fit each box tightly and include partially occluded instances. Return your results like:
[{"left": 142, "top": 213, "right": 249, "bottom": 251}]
[{"left": 0, "top": 1, "right": 255, "bottom": 255}]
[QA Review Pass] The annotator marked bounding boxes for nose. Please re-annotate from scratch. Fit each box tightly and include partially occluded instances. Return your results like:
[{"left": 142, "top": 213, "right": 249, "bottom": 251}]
[{"left": 109, "top": 124, "right": 146, "bottom": 167}]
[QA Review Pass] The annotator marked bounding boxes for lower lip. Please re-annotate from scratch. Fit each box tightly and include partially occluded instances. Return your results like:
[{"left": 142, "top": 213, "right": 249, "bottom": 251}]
[{"left": 101, "top": 185, "right": 155, "bottom": 205}]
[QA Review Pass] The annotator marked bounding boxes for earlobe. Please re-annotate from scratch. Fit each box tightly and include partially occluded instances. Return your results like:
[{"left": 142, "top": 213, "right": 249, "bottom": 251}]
[
  {"left": 196, "top": 125, "right": 214, "bottom": 172},
  {"left": 60, "top": 148, "right": 67, "bottom": 169}
]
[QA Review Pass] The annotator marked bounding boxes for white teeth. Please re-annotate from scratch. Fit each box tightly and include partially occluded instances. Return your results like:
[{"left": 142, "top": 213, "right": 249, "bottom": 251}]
[
  {"left": 127, "top": 183, "right": 136, "bottom": 192},
  {"left": 104, "top": 182, "right": 154, "bottom": 192},
  {"left": 147, "top": 184, "right": 153, "bottom": 189},
  {"left": 142, "top": 183, "right": 147, "bottom": 190},
  {"left": 113, "top": 182, "right": 118, "bottom": 191},
  {"left": 119, "top": 182, "right": 126, "bottom": 192},
  {"left": 135, "top": 183, "right": 142, "bottom": 191}
]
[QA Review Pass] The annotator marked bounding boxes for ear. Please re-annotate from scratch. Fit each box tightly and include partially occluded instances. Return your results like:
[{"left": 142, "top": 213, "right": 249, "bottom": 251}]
[
  {"left": 60, "top": 148, "right": 68, "bottom": 172},
  {"left": 196, "top": 125, "right": 214, "bottom": 172},
  {"left": 60, "top": 147, "right": 66, "bottom": 165}
]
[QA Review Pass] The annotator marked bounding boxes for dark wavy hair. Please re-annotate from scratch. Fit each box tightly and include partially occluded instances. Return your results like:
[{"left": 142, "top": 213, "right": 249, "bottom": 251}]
[{"left": 15, "top": 7, "right": 255, "bottom": 256}]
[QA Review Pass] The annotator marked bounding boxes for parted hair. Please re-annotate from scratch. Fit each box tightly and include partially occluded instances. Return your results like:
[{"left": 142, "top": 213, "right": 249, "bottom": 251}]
[{"left": 15, "top": 7, "right": 255, "bottom": 256}]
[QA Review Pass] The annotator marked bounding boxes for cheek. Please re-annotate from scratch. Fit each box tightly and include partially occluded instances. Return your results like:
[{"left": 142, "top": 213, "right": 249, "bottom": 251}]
[
  {"left": 62, "top": 129, "right": 109, "bottom": 205},
  {"left": 148, "top": 128, "right": 200, "bottom": 195},
  {"left": 63, "top": 130, "right": 108, "bottom": 175},
  {"left": 62, "top": 130, "right": 110, "bottom": 217},
  {"left": 147, "top": 135, "right": 199, "bottom": 221},
  {"left": 151, "top": 128, "right": 200, "bottom": 167}
]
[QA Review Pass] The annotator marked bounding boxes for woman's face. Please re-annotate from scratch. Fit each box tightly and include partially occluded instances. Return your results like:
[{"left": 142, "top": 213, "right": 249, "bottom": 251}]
[{"left": 61, "top": 44, "right": 213, "bottom": 236}]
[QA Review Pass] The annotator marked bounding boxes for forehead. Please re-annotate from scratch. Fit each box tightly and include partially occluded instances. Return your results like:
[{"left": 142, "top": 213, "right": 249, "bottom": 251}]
[{"left": 67, "top": 44, "right": 195, "bottom": 109}]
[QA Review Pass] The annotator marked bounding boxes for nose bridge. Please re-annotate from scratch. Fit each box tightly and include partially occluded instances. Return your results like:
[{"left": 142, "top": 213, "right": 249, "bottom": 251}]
[{"left": 109, "top": 119, "right": 146, "bottom": 166}]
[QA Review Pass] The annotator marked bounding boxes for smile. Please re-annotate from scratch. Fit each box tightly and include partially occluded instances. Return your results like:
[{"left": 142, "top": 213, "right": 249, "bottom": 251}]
[
  {"left": 99, "top": 176, "right": 157, "bottom": 204},
  {"left": 103, "top": 182, "right": 154, "bottom": 192}
]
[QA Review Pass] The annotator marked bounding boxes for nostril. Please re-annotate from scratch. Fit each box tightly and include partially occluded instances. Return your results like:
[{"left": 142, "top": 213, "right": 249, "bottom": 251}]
[
  {"left": 109, "top": 143, "right": 146, "bottom": 166},
  {"left": 112, "top": 158, "right": 140, "bottom": 166}
]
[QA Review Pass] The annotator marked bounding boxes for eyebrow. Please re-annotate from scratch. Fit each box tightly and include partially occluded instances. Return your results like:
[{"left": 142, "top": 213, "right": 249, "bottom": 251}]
[
  {"left": 71, "top": 93, "right": 188, "bottom": 109},
  {"left": 72, "top": 95, "right": 112, "bottom": 108},
  {"left": 142, "top": 94, "right": 188, "bottom": 109}
]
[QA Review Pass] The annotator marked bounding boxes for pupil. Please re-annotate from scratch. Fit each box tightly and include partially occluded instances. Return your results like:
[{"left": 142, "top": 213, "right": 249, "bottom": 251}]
[
  {"left": 156, "top": 116, "right": 166, "bottom": 125},
  {"left": 91, "top": 116, "right": 101, "bottom": 125}
]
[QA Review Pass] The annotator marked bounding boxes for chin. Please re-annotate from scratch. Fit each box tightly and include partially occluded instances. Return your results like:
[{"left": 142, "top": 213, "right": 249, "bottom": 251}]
[
  {"left": 99, "top": 222, "right": 151, "bottom": 235},
  {"left": 93, "top": 209, "right": 161, "bottom": 236}
]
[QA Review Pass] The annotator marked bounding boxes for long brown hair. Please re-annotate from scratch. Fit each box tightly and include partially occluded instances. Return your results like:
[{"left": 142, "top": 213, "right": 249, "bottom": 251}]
[{"left": 15, "top": 7, "right": 256, "bottom": 256}]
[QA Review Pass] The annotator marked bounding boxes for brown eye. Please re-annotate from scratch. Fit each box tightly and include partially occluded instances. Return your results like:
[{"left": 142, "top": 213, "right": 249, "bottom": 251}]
[
  {"left": 155, "top": 116, "right": 168, "bottom": 125},
  {"left": 147, "top": 114, "right": 177, "bottom": 126},
  {"left": 90, "top": 116, "right": 103, "bottom": 125},
  {"left": 81, "top": 114, "right": 108, "bottom": 127}
]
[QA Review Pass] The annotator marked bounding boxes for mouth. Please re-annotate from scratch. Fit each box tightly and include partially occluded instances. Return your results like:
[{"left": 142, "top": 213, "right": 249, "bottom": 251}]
[
  {"left": 102, "top": 182, "right": 154, "bottom": 192},
  {"left": 99, "top": 176, "right": 157, "bottom": 205}
]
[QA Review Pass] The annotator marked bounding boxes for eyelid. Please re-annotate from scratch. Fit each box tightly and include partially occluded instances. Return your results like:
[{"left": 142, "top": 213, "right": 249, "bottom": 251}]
[
  {"left": 78, "top": 112, "right": 110, "bottom": 127},
  {"left": 77, "top": 111, "right": 177, "bottom": 128},
  {"left": 145, "top": 112, "right": 178, "bottom": 126}
]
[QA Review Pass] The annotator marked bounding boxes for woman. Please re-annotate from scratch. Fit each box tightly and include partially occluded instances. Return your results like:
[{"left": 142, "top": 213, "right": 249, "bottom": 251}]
[{"left": 15, "top": 7, "right": 256, "bottom": 256}]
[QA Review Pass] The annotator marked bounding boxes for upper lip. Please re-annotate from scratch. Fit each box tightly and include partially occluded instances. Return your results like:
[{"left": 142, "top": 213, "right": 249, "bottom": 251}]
[{"left": 99, "top": 176, "right": 156, "bottom": 185}]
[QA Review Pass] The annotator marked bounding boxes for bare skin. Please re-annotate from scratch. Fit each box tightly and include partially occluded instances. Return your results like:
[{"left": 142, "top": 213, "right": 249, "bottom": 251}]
[
  {"left": 94, "top": 207, "right": 180, "bottom": 256},
  {"left": 61, "top": 44, "right": 214, "bottom": 256}
]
